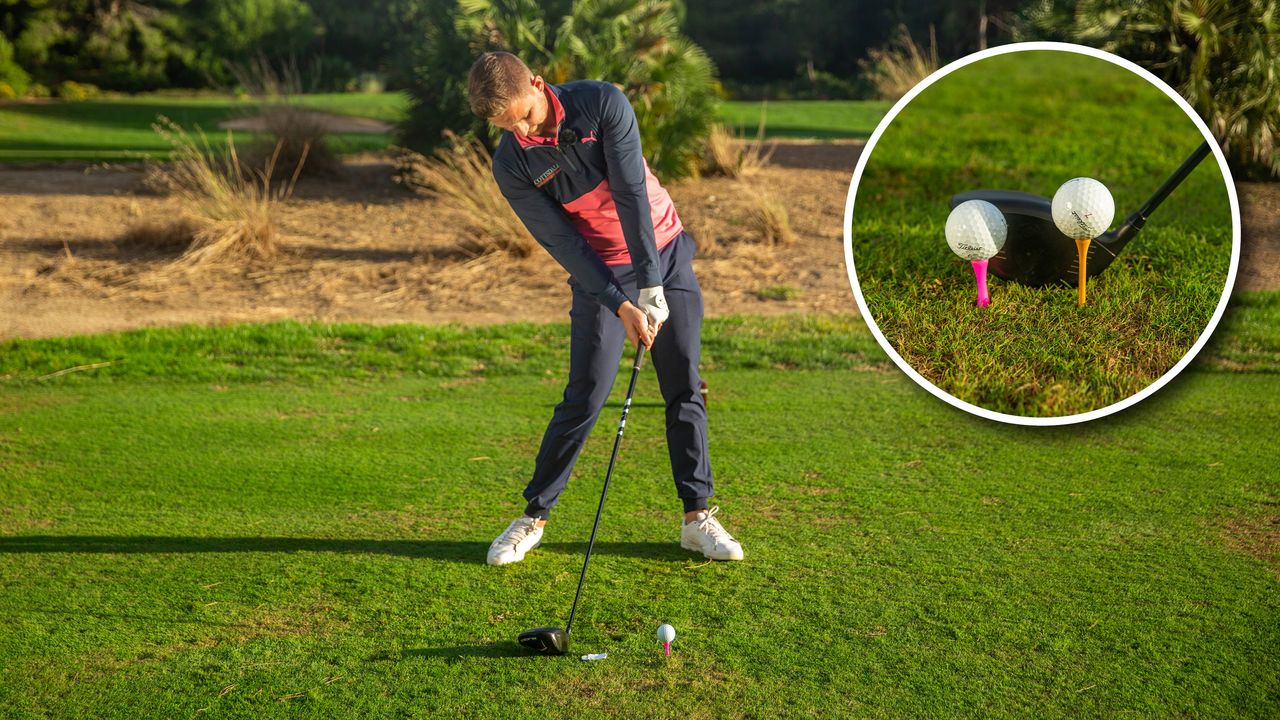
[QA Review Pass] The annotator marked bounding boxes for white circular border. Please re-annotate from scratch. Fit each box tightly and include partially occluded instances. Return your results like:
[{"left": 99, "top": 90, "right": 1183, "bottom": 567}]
[{"left": 842, "top": 41, "right": 1241, "bottom": 427}]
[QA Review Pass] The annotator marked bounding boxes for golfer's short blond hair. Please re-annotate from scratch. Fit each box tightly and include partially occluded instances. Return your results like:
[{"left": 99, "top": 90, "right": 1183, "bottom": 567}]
[{"left": 468, "top": 52, "right": 533, "bottom": 118}]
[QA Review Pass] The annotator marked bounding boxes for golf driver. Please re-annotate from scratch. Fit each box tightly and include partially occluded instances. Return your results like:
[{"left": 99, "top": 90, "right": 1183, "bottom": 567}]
[
  {"left": 949, "top": 141, "right": 1211, "bottom": 288},
  {"left": 518, "top": 341, "right": 648, "bottom": 656}
]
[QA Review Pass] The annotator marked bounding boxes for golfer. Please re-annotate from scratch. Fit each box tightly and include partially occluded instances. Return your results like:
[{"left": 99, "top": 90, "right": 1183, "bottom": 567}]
[{"left": 469, "top": 52, "right": 743, "bottom": 565}]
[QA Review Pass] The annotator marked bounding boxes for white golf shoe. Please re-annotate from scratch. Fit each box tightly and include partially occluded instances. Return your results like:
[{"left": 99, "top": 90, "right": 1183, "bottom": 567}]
[
  {"left": 487, "top": 516, "right": 544, "bottom": 566},
  {"left": 680, "top": 506, "right": 744, "bottom": 561}
]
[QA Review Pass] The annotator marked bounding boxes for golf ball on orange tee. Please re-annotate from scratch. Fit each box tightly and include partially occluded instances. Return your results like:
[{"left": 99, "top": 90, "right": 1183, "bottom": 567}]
[{"left": 1051, "top": 177, "right": 1115, "bottom": 239}]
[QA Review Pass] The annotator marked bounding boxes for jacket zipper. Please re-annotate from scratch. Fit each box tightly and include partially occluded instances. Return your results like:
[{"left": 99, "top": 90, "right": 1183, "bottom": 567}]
[{"left": 553, "top": 144, "right": 580, "bottom": 174}]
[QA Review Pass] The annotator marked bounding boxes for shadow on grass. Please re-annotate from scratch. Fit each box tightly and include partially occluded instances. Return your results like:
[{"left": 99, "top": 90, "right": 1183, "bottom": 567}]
[
  {"left": 552, "top": 401, "right": 666, "bottom": 410},
  {"left": 0, "top": 537, "right": 694, "bottom": 562},
  {"left": 0, "top": 536, "right": 486, "bottom": 561},
  {"left": 402, "top": 644, "right": 531, "bottom": 660},
  {"left": 540, "top": 541, "right": 691, "bottom": 562},
  {"left": 17, "top": 607, "right": 287, "bottom": 630}
]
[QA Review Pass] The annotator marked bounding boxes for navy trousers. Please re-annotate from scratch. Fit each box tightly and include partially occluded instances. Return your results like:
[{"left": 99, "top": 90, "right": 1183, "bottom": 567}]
[{"left": 523, "top": 231, "right": 714, "bottom": 519}]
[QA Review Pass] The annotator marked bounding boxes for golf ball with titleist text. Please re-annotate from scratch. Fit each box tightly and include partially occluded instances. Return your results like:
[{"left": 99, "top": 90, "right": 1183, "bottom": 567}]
[
  {"left": 945, "top": 200, "right": 1007, "bottom": 261},
  {"left": 1052, "top": 177, "right": 1115, "bottom": 239},
  {"left": 656, "top": 624, "right": 676, "bottom": 643}
]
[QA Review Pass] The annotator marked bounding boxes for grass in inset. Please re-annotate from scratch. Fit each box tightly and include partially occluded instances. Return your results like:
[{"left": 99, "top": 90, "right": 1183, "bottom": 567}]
[{"left": 229, "top": 57, "right": 341, "bottom": 178}]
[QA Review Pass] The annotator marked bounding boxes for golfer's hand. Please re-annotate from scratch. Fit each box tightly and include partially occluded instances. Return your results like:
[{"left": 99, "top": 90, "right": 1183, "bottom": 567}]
[
  {"left": 637, "top": 286, "right": 670, "bottom": 329},
  {"left": 618, "top": 301, "right": 656, "bottom": 348}
]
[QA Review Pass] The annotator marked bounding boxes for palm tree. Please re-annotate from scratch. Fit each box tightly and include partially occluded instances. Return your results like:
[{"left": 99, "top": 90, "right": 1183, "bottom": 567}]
[
  {"left": 399, "top": 0, "right": 720, "bottom": 180},
  {"left": 1016, "top": 0, "right": 1280, "bottom": 178},
  {"left": 548, "top": 0, "right": 719, "bottom": 179}
]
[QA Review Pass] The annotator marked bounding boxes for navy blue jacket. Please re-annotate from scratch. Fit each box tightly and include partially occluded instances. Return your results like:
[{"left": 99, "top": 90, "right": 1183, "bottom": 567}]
[{"left": 492, "top": 81, "right": 682, "bottom": 314}]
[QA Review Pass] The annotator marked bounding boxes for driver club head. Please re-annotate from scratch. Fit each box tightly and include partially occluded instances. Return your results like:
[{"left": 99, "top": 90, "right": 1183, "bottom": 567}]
[
  {"left": 949, "top": 189, "right": 1123, "bottom": 288},
  {"left": 948, "top": 142, "right": 1211, "bottom": 289},
  {"left": 518, "top": 626, "right": 569, "bottom": 656}
]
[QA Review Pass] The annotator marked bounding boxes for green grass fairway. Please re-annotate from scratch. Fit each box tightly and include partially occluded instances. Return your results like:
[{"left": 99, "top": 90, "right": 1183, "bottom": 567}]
[
  {"left": 0, "top": 94, "right": 886, "bottom": 162},
  {"left": 1, "top": 308, "right": 1277, "bottom": 718},
  {"left": 720, "top": 100, "right": 889, "bottom": 140},
  {"left": 849, "top": 51, "right": 1233, "bottom": 418},
  {"left": 0, "top": 93, "right": 408, "bottom": 162}
]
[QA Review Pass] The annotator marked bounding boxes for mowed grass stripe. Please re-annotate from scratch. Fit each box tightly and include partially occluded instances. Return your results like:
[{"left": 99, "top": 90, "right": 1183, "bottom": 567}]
[
  {"left": 0, "top": 95, "right": 888, "bottom": 162},
  {"left": 2, "top": 303, "right": 1275, "bottom": 387},
  {"left": 0, "top": 92, "right": 410, "bottom": 162},
  {"left": 0, "top": 315, "right": 888, "bottom": 384},
  {"left": 718, "top": 100, "right": 890, "bottom": 140}
]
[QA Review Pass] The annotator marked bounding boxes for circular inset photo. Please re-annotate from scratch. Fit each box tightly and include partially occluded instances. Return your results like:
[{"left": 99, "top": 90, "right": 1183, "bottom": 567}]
[{"left": 845, "top": 43, "right": 1239, "bottom": 424}]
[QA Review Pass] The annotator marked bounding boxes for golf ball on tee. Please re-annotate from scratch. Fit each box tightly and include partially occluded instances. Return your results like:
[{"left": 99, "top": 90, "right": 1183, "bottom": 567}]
[
  {"left": 945, "top": 200, "right": 1007, "bottom": 261},
  {"left": 656, "top": 624, "right": 676, "bottom": 643},
  {"left": 1052, "top": 177, "right": 1115, "bottom": 239}
]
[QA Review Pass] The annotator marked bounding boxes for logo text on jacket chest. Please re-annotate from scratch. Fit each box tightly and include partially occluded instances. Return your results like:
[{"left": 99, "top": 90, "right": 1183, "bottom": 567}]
[{"left": 534, "top": 165, "right": 562, "bottom": 188}]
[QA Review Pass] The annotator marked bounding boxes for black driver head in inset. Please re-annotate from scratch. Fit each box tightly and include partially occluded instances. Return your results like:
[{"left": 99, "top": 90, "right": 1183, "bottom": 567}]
[
  {"left": 949, "top": 142, "right": 1211, "bottom": 288},
  {"left": 949, "top": 189, "right": 1083, "bottom": 287},
  {"left": 518, "top": 626, "right": 569, "bottom": 655}
]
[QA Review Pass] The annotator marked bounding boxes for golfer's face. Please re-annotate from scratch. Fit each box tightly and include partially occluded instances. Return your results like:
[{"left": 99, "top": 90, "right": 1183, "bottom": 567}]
[{"left": 490, "top": 80, "right": 549, "bottom": 138}]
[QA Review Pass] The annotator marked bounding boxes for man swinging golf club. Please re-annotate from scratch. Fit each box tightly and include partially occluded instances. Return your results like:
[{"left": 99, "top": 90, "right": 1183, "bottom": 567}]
[{"left": 469, "top": 51, "right": 743, "bottom": 565}]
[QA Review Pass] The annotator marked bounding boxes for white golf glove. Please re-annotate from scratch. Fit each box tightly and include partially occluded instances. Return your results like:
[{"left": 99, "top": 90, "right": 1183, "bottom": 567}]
[{"left": 637, "top": 286, "right": 669, "bottom": 331}]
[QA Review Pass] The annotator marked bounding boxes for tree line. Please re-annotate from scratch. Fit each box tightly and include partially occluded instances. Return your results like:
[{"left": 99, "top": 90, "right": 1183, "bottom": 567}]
[{"left": 0, "top": 0, "right": 1275, "bottom": 177}]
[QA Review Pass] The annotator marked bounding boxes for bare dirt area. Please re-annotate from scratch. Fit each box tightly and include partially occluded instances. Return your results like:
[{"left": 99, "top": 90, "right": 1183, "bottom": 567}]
[
  {"left": 0, "top": 142, "right": 865, "bottom": 340},
  {"left": 4, "top": 142, "right": 1274, "bottom": 341}
]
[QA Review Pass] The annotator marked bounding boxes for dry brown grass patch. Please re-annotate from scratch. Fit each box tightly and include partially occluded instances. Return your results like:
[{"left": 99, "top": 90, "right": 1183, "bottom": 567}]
[
  {"left": 745, "top": 187, "right": 797, "bottom": 246},
  {"left": 860, "top": 24, "right": 939, "bottom": 101},
  {"left": 688, "top": 213, "right": 724, "bottom": 256},
  {"left": 0, "top": 505, "right": 57, "bottom": 532},
  {"left": 393, "top": 133, "right": 536, "bottom": 258},
  {"left": 146, "top": 116, "right": 306, "bottom": 269},
  {"left": 1221, "top": 513, "right": 1280, "bottom": 575},
  {"left": 703, "top": 117, "right": 775, "bottom": 179}
]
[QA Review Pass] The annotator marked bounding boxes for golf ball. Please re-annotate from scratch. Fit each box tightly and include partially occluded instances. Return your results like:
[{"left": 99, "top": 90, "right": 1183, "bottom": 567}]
[
  {"left": 656, "top": 624, "right": 676, "bottom": 643},
  {"left": 1052, "top": 177, "right": 1115, "bottom": 239},
  {"left": 945, "top": 200, "right": 1007, "bottom": 261}
]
